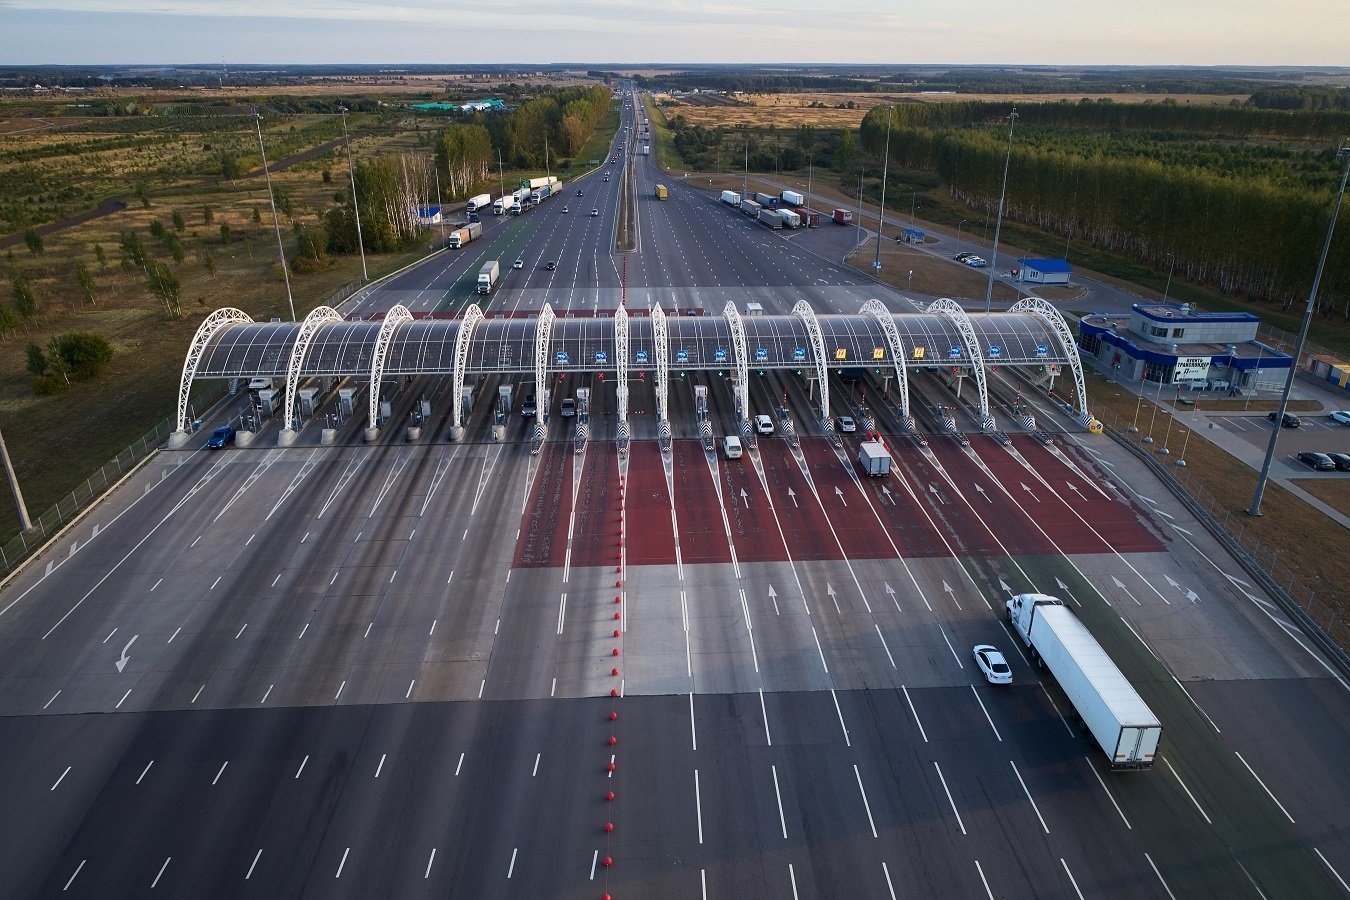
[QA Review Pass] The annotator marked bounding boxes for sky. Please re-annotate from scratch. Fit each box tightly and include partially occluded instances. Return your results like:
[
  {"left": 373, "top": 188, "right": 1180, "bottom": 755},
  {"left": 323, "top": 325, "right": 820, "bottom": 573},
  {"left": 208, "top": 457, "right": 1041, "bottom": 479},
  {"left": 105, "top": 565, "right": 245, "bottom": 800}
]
[{"left": 1, "top": 0, "right": 1345, "bottom": 67}]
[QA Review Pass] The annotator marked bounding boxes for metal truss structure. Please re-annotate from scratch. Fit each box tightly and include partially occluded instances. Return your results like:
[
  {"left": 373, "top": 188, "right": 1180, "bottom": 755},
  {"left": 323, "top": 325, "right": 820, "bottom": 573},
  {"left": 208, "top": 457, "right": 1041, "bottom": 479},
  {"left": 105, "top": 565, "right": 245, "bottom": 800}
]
[
  {"left": 651, "top": 303, "right": 669, "bottom": 423},
  {"left": 1010, "top": 297, "right": 1092, "bottom": 424},
  {"left": 614, "top": 304, "right": 629, "bottom": 424},
  {"left": 176, "top": 307, "right": 253, "bottom": 432},
  {"left": 792, "top": 300, "right": 831, "bottom": 421},
  {"left": 534, "top": 303, "right": 556, "bottom": 428},
  {"left": 723, "top": 301, "right": 749, "bottom": 421},
  {"left": 451, "top": 303, "right": 484, "bottom": 433},
  {"left": 860, "top": 299, "right": 911, "bottom": 422},
  {"left": 368, "top": 304, "right": 412, "bottom": 431},
  {"left": 927, "top": 298, "right": 993, "bottom": 431}
]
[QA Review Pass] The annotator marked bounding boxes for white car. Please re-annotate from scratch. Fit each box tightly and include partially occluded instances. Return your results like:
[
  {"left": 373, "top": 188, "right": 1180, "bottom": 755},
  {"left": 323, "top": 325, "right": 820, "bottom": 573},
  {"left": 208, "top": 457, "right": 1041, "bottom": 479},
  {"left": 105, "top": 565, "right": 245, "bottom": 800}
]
[
  {"left": 963, "top": 256, "right": 987, "bottom": 268},
  {"left": 837, "top": 416, "right": 857, "bottom": 433},
  {"left": 562, "top": 206, "right": 569, "bottom": 214},
  {"left": 247, "top": 378, "right": 272, "bottom": 392},
  {"left": 1330, "top": 410, "right": 1350, "bottom": 425},
  {"left": 754, "top": 414, "right": 775, "bottom": 435},
  {"left": 973, "top": 644, "right": 1012, "bottom": 684},
  {"left": 512, "top": 258, "right": 524, "bottom": 269},
  {"left": 591, "top": 208, "right": 599, "bottom": 217}
]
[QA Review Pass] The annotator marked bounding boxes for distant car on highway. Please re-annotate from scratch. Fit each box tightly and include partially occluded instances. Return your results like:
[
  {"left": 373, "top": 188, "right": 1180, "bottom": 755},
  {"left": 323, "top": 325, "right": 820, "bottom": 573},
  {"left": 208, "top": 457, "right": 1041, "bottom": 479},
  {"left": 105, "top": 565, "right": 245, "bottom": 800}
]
[
  {"left": 837, "top": 415, "right": 857, "bottom": 433},
  {"left": 973, "top": 644, "right": 1012, "bottom": 684},
  {"left": 512, "top": 258, "right": 524, "bottom": 269},
  {"left": 1326, "top": 451, "right": 1350, "bottom": 471},
  {"left": 963, "top": 256, "right": 987, "bottom": 268},
  {"left": 545, "top": 260, "right": 557, "bottom": 271},
  {"left": 205, "top": 424, "right": 235, "bottom": 449},
  {"left": 754, "top": 414, "right": 775, "bottom": 435},
  {"left": 562, "top": 206, "right": 569, "bottom": 214},
  {"left": 591, "top": 208, "right": 599, "bottom": 217},
  {"left": 560, "top": 398, "right": 576, "bottom": 417},
  {"left": 1330, "top": 410, "right": 1350, "bottom": 425},
  {"left": 521, "top": 392, "right": 537, "bottom": 417},
  {"left": 576, "top": 189, "right": 584, "bottom": 196},
  {"left": 1297, "top": 451, "right": 1335, "bottom": 471},
  {"left": 1267, "top": 411, "right": 1301, "bottom": 428}
]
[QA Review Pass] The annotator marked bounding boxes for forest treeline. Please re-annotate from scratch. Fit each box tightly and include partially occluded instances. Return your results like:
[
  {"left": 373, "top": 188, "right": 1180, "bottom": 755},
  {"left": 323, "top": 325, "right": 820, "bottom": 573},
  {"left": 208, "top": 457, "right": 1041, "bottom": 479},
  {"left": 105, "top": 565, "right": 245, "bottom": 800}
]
[{"left": 859, "top": 103, "right": 1349, "bottom": 315}]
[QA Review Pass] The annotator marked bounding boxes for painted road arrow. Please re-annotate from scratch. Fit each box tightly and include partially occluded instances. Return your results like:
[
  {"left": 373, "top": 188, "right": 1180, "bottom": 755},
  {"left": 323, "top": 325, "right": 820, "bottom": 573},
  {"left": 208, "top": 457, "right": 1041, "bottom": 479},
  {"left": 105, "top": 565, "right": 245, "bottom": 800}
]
[
  {"left": 1020, "top": 483, "right": 1040, "bottom": 502},
  {"left": 999, "top": 579, "right": 1014, "bottom": 596},
  {"left": 834, "top": 486, "right": 847, "bottom": 507},
  {"left": 787, "top": 487, "right": 799, "bottom": 508},
  {"left": 115, "top": 634, "right": 139, "bottom": 673},
  {"left": 768, "top": 585, "right": 780, "bottom": 615},
  {"left": 881, "top": 485, "right": 895, "bottom": 505},
  {"left": 826, "top": 583, "right": 840, "bottom": 613},
  {"left": 1054, "top": 577, "right": 1085, "bottom": 607},
  {"left": 928, "top": 484, "right": 946, "bottom": 505},
  {"left": 1067, "top": 482, "right": 1086, "bottom": 500},
  {"left": 1109, "top": 575, "right": 1145, "bottom": 606},
  {"left": 942, "top": 580, "right": 962, "bottom": 610},
  {"left": 973, "top": 484, "right": 991, "bottom": 502},
  {"left": 884, "top": 583, "right": 899, "bottom": 611},
  {"left": 740, "top": 487, "right": 750, "bottom": 508}
]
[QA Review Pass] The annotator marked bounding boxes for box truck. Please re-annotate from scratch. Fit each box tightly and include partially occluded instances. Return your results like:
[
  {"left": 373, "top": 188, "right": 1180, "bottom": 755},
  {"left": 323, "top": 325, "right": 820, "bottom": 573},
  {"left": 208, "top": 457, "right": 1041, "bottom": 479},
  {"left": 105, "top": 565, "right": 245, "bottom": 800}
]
[
  {"left": 477, "top": 259, "right": 500, "bottom": 294},
  {"left": 446, "top": 221, "right": 482, "bottom": 249},
  {"left": 858, "top": 441, "right": 892, "bottom": 476},
  {"left": 832, "top": 208, "right": 853, "bottom": 225},
  {"left": 720, "top": 190, "right": 741, "bottom": 206},
  {"left": 781, "top": 190, "right": 804, "bottom": 206},
  {"left": 1006, "top": 593, "right": 1162, "bottom": 769},
  {"left": 465, "top": 193, "right": 492, "bottom": 215}
]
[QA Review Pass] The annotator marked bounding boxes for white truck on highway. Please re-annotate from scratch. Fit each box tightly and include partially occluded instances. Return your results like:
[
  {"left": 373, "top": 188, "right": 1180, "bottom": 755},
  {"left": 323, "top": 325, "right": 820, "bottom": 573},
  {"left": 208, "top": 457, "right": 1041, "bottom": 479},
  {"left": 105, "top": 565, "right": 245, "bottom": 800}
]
[
  {"left": 476, "top": 259, "right": 500, "bottom": 294},
  {"left": 446, "top": 221, "right": 482, "bottom": 249},
  {"left": 781, "top": 189, "right": 805, "bottom": 206},
  {"left": 1006, "top": 593, "right": 1162, "bottom": 769},
  {"left": 858, "top": 441, "right": 892, "bottom": 476},
  {"left": 720, "top": 190, "right": 741, "bottom": 206},
  {"left": 465, "top": 193, "right": 492, "bottom": 215},
  {"left": 492, "top": 196, "right": 512, "bottom": 215}
]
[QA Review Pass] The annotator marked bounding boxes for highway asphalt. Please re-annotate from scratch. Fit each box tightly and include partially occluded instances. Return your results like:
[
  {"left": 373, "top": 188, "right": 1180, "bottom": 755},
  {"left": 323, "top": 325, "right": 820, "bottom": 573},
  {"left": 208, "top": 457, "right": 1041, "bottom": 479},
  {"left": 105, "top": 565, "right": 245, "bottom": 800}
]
[{"left": 0, "top": 87, "right": 1346, "bottom": 899}]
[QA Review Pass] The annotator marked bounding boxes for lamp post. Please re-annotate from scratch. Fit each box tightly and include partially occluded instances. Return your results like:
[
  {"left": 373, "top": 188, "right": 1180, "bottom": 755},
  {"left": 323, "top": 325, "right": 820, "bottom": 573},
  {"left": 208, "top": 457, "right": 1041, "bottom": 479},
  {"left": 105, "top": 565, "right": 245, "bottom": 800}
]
[
  {"left": 338, "top": 107, "right": 367, "bottom": 283},
  {"left": 956, "top": 218, "right": 967, "bottom": 245},
  {"left": 0, "top": 426, "right": 31, "bottom": 532},
  {"left": 1161, "top": 253, "right": 1174, "bottom": 303},
  {"left": 873, "top": 110, "right": 892, "bottom": 274},
  {"left": 1249, "top": 141, "right": 1350, "bottom": 517},
  {"left": 255, "top": 112, "right": 295, "bottom": 321},
  {"left": 984, "top": 106, "right": 1017, "bottom": 313},
  {"left": 856, "top": 167, "right": 865, "bottom": 250}
]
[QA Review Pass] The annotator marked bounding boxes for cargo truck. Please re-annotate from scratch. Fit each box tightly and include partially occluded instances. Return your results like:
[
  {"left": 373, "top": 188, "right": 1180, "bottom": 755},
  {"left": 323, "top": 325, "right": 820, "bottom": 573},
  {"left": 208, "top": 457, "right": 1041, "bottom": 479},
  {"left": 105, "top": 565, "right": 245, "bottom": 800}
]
[
  {"left": 832, "top": 208, "right": 853, "bottom": 225},
  {"left": 796, "top": 208, "right": 822, "bottom": 228},
  {"left": 476, "top": 259, "right": 500, "bottom": 294},
  {"left": 720, "top": 190, "right": 741, "bottom": 206},
  {"left": 530, "top": 184, "right": 554, "bottom": 204},
  {"left": 520, "top": 177, "right": 553, "bottom": 190},
  {"left": 753, "top": 191, "right": 781, "bottom": 209},
  {"left": 446, "top": 221, "right": 482, "bottom": 249},
  {"left": 757, "top": 208, "right": 784, "bottom": 229},
  {"left": 465, "top": 193, "right": 492, "bottom": 215},
  {"left": 655, "top": 184, "right": 668, "bottom": 200},
  {"left": 858, "top": 441, "right": 892, "bottom": 476},
  {"left": 778, "top": 209, "right": 802, "bottom": 229},
  {"left": 1006, "top": 593, "right": 1162, "bottom": 769},
  {"left": 739, "top": 198, "right": 762, "bottom": 217},
  {"left": 781, "top": 190, "right": 804, "bottom": 206},
  {"left": 492, "top": 196, "right": 512, "bottom": 215}
]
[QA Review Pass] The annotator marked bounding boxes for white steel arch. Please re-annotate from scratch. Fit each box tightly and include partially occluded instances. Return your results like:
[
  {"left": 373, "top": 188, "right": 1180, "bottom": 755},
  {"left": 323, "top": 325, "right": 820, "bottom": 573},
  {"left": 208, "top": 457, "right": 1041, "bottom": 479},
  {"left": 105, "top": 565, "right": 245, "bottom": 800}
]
[
  {"left": 859, "top": 299, "right": 911, "bottom": 421},
  {"left": 652, "top": 303, "right": 669, "bottom": 423},
  {"left": 368, "top": 304, "right": 413, "bottom": 430},
  {"left": 535, "top": 303, "right": 556, "bottom": 427},
  {"left": 1010, "top": 296, "right": 1092, "bottom": 424},
  {"left": 723, "top": 301, "right": 749, "bottom": 421},
  {"left": 176, "top": 307, "right": 253, "bottom": 433},
  {"left": 285, "top": 306, "right": 343, "bottom": 431},
  {"left": 792, "top": 300, "right": 831, "bottom": 421},
  {"left": 926, "top": 298, "right": 993, "bottom": 430},
  {"left": 451, "top": 303, "right": 484, "bottom": 432},
  {"left": 615, "top": 304, "right": 629, "bottom": 423}
]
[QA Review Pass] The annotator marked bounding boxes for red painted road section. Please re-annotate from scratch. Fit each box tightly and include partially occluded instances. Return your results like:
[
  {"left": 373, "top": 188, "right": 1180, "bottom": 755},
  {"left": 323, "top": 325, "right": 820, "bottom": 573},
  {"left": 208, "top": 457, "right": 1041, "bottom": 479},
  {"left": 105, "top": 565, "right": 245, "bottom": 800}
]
[
  {"left": 1010, "top": 436, "right": 1165, "bottom": 553},
  {"left": 669, "top": 441, "right": 732, "bottom": 565},
  {"left": 623, "top": 441, "right": 677, "bottom": 566},
  {"left": 755, "top": 440, "right": 845, "bottom": 562},
  {"left": 718, "top": 443, "right": 794, "bottom": 564},
  {"left": 887, "top": 442, "right": 1007, "bottom": 557},
  {"left": 513, "top": 443, "right": 573, "bottom": 568},
  {"left": 570, "top": 444, "right": 622, "bottom": 569},
  {"left": 799, "top": 439, "right": 915, "bottom": 560},
  {"left": 924, "top": 439, "right": 1062, "bottom": 556}
]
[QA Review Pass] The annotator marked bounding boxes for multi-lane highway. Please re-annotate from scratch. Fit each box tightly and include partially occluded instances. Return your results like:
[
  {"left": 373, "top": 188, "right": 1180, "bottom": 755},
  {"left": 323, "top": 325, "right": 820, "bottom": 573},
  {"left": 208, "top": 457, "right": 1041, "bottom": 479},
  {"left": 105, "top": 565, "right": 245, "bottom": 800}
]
[{"left": 1, "top": 87, "right": 1347, "bottom": 899}]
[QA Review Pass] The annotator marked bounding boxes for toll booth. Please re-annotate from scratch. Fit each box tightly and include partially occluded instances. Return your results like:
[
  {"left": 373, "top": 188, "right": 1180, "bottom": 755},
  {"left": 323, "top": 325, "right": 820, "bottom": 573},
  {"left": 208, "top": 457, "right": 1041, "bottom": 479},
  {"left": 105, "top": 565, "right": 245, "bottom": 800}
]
[
  {"left": 256, "top": 388, "right": 279, "bottom": 418},
  {"left": 338, "top": 387, "right": 358, "bottom": 418},
  {"left": 379, "top": 401, "right": 392, "bottom": 423},
  {"left": 298, "top": 387, "right": 318, "bottom": 418}
]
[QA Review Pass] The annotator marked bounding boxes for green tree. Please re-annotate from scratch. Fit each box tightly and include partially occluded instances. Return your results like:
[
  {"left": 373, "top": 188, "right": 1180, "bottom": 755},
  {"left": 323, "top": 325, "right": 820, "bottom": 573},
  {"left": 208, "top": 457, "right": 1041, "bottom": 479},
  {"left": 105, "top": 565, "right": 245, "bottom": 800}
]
[
  {"left": 119, "top": 231, "right": 148, "bottom": 267},
  {"left": 322, "top": 169, "right": 332, "bottom": 183},
  {"left": 75, "top": 261, "right": 97, "bottom": 306},
  {"left": 12, "top": 272, "right": 38, "bottom": 319},
  {"left": 26, "top": 342, "right": 47, "bottom": 376},
  {"left": 51, "top": 331, "right": 114, "bottom": 379},
  {"left": 93, "top": 243, "right": 107, "bottom": 268},
  {"left": 252, "top": 206, "right": 262, "bottom": 224},
  {"left": 135, "top": 183, "right": 151, "bottom": 208},
  {"left": 834, "top": 129, "right": 855, "bottom": 174},
  {"left": 204, "top": 251, "right": 217, "bottom": 276},
  {"left": 220, "top": 153, "right": 241, "bottom": 180},
  {"left": 149, "top": 219, "right": 166, "bottom": 239},
  {"left": 23, "top": 228, "right": 44, "bottom": 257},
  {"left": 145, "top": 260, "right": 182, "bottom": 319},
  {"left": 201, "top": 204, "right": 214, "bottom": 224},
  {"left": 163, "top": 232, "right": 186, "bottom": 263},
  {"left": 219, "top": 222, "right": 232, "bottom": 244},
  {"left": 171, "top": 210, "right": 185, "bottom": 232}
]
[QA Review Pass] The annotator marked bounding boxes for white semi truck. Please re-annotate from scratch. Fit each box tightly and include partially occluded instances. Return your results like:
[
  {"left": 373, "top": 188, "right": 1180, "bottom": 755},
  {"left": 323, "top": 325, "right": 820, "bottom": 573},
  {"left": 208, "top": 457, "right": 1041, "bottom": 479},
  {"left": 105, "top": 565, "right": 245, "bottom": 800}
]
[
  {"left": 1006, "top": 593, "right": 1162, "bottom": 769},
  {"left": 465, "top": 193, "right": 492, "bottom": 215},
  {"left": 476, "top": 259, "right": 500, "bottom": 295}
]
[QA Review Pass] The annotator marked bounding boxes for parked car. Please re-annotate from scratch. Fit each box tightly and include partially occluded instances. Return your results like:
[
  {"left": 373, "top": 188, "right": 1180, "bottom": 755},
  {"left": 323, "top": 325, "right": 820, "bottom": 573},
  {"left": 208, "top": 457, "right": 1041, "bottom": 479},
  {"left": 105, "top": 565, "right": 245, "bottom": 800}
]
[
  {"left": 1267, "top": 411, "right": 1301, "bottom": 428},
  {"left": 1329, "top": 410, "right": 1350, "bottom": 425},
  {"left": 954, "top": 252, "right": 974, "bottom": 262},
  {"left": 545, "top": 260, "right": 557, "bottom": 271},
  {"left": 205, "top": 425, "right": 235, "bottom": 449},
  {"left": 754, "top": 414, "right": 775, "bottom": 435},
  {"left": 837, "top": 415, "right": 857, "bottom": 433},
  {"left": 1326, "top": 452, "right": 1350, "bottom": 471},
  {"left": 591, "top": 208, "right": 599, "bottom": 217},
  {"left": 972, "top": 644, "right": 1012, "bottom": 684},
  {"left": 963, "top": 256, "right": 987, "bottom": 268},
  {"left": 512, "top": 258, "right": 524, "bottom": 269},
  {"left": 1297, "top": 451, "right": 1336, "bottom": 471},
  {"left": 560, "top": 398, "right": 576, "bottom": 417}
]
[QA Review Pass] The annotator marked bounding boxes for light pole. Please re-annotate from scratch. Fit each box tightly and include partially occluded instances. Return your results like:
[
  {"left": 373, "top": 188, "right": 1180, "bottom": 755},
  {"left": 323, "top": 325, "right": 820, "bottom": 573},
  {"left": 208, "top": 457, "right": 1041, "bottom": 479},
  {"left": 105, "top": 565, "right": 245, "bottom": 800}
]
[
  {"left": 433, "top": 163, "right": 445, "bottom": 244},
  {"left": 855, "top": 167, "right": 865, "bottom": 250},
  {"left": 1161, "top": 253, "right": 1175, "bottom": 303},
  {"left": 338, "top": 107, "right": 368, "bottom": 282},
  {"left": 0, "top": 426, "right": 31, "bottom": 532},
  {"left": 956, "top": 218, "right": 967, "bottom": 245},
  {"left": 873, "top": 109, "right": 892, "bottom": 274},
  {"left": 255, "top": 112, "right": 295, "bottom": 321},
  {"left": 1249, "top": 141, "right": 1350, "bottom": 517},
  {"left": 984, "top": 106, "right": 1018, "bottom": 313}
]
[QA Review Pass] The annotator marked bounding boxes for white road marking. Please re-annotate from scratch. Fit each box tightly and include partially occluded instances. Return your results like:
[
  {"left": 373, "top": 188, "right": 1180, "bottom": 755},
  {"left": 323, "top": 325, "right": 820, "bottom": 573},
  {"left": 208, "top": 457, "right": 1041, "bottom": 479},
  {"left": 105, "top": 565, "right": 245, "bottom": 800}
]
[
  {"left": 811, "top": 626, "right": 829, "bottom": 673},
  {"left": 406, "top": 680, "right": 415, "bottom": 699},
  {"left": 168, "top": 627, "right": 181, "bottom": 643},
  {"left": 136, "top": 760, "right": 155, "bottom": 784},
  {"left": 901, "top": 686, "right": 928, "bottom": 742},
  {"left": 374, "top": 753, "right": 387, "bottom": 778},
  {"left": 212, "top": 761, "right": 228, "bottom": 785},
  {"left": 883, "top": 862, "right": 898, "bottom": 899},
  {"left": 1060, "top": 858, "right": 1085, "bottom": 900},
  {"left": 335, "top": 847, "right": 350, "bottom": 878},
  {"left": 191, "top": 684, "right": 205, "bottom": 704},
  {"left": 969, "top": 685, "right": 1003, "bottom": 741},
  {"left": 51, "top": 766, "right": 71, "bottom": 790},
  {"left": 1172, "top": 677, "right": 1221, "bottom": 732},
  {"left": 589, "top": 850, "right": 598, "bottom": 880},
  {"left": 854, "top": 764, "right": 878, "bottom": 838},
  {"left": 116, "top": 689, "right": 132, "bottom": 709},
  {"left": 694, "top": 768, "right": 704, "bottom": 844},
  {"left": 295, "top": 755, "right": 308, "bottom": 779},
  {"left": 478, "top": 679, "right": 485, "bottom": 698},
  {"left": 1086, "top": 757, "right": 1131, "bottom": 829},
  {"left": 771, "top": 764, "right": 788, "bottom": 838},
  {"left": 364, "top": 623, "right": 372, "bottom": 638},
  {"left": 151, "top": 856, "right": 171, "bottom": 889},
  {"left": 428, "top": 619, "right": 436, "bottom": 636},
  {"left": 1145, "top": 852, "right": 1178, "bottom": 899},
  {"left": 689, "top": 692, "right": 697, "bottom": 751},
  {"left": 1010, "top": 760, "right": 1049, "bottom": 833},
  {"left": 190, "top": 536, "right": 201, "bottom": 548},
  {"left": 334, "top": 681, "right": 345, "bottom": 700},
  {"left": 455, "top": 752, "right": 465, "bottom": 776},
  {"left": 1234, "top": 751, "right": 1295, "bottom": 823},
  {"left": 933, "top": 762, "right": 965, "bottom": 834},
  {"left": 103, "top": 628, "right": 117, "bottom": 644},
  {"left": 211, "top": 576, "right": 222, "bottom": 590},
  {"left": 507, "top": 847, "right": 518, "bottom": 878},
  {"left": 63, "top": 859, "right": 86, "bottom": 891},
  {"left": 389, "top": 570, "right": 397, "bottom": 584},
  {"left": 424, "top": 848, "right": 436, "bottom": 879},
  {"left": 260, "top": 684, "right": 273, "bottom": 704},
  {"left": 1164, "top": 758, "right": 1212, "bottom": 824},
  {"left": 831, "top": 689, "right": 851, "bottom": 747},
  {"left": 759, "top": 689, "right": 772, "bottom": 746},
  {"left": 532, "top": 753, "right": 541, "bottom": 777},
  {"left": 151, "top": 578, "right": 162, "bottom": 591},
  {"left": 297, "top": 623, "right": 308, "bottom": 640},
  {"left": 246, "top": 848, "right": 262, "bottom": 880},
  {"left": 937, "top": 623, "right": 963, "bottom": 668},
  {"left": 235, "top": 623, "right": 247, "bottom": 639},
  {"left": 557, "top": 593, "right": 567, "bottom": 634},
  {"left": 789, "top": 862, "right": 800, "bottom": 900},
  {"left": 44, "top": 690, "right": 61, "bottom": 710},
  {"left": 975, "top": 860, "right": 995, "bottom": 899},
  {"left": 271, "top": 573, "right": 281, "bottom": 587}
]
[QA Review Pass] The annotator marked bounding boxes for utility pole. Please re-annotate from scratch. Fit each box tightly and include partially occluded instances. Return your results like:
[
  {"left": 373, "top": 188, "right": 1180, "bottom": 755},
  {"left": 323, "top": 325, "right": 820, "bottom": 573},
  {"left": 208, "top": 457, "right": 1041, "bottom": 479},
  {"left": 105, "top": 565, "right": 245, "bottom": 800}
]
[
  {"left": 0, "top": 426, "right": 31, "bottom": 533},
  {"left": 256, "top": 112, "right": 295, "bottom": 321},
  {"left": 856, "top": 167, "right": 866, "bottom": 250},
  {"left": 498, "top": 148, "right": 506, "bottom": 204},
  {"left": 743, "top": 136, "right": 749, "bottom": 196},
  {"left": 984, "top": 106, "right": 1018, "bottom": 314},
  {"left": 873, "top": 109, "right": 892, "bottom": 274},
  {"left": 433, "top": 164, "right": 446, "bottom": 244},
  {"left": 1249, "top": 141, "right": 1350, "bottom": 516},
  {"left": 338, "top": 107, "right": 367, "bottom": 282}
]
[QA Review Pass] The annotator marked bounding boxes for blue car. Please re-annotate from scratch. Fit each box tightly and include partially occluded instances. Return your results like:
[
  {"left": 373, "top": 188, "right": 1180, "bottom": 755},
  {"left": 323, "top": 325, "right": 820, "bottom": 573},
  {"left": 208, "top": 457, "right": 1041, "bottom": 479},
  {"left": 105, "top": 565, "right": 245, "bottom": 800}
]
[{"left": 205, "top": 425, "right": 235, "bottom": 449}]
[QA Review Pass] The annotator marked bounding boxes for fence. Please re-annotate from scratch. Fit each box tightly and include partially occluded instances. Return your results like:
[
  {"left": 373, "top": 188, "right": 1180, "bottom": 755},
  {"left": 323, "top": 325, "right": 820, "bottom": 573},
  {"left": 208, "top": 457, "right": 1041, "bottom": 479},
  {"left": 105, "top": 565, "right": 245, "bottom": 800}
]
[
  {"left": 0, "top": 382, "right": 230, "bottom": 580},
  {"left": 1092, "top": 401, "right": 1349, "bottom": 667}
]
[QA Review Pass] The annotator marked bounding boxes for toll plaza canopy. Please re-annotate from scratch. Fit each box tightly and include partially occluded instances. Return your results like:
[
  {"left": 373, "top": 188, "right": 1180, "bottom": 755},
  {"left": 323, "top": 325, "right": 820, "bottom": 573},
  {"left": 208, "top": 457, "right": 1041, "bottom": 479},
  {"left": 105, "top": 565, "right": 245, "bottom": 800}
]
[{"left": 177, "top": 298, "right": 1090, "bottom": 435}]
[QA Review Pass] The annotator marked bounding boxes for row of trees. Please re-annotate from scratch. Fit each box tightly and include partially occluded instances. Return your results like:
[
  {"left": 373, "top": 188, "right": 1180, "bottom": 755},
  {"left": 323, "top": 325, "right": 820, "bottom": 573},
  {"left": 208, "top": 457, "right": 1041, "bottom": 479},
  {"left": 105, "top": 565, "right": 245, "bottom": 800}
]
[{"left": 859, "top": 105, "right": 1349, "bottom": 314}]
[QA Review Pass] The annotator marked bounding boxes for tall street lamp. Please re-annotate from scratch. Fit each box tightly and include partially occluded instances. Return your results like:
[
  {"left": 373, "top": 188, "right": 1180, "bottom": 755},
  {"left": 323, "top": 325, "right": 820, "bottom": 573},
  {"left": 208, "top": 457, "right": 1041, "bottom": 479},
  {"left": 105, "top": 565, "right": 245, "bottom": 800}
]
[
  {"left": 338, "top": 107, "right": 368, "bottom": 282},
  {"left": 255, "top": 112, "right": 295, "bottom": 322},
  {"left": 1249, "top": 141, "right": 1350, "bottom": 517},
  {"left": 956, "top": 218, "right": 967, "bottom": 244},
  {"left": 984, "top": 107, "right": 1018, "bottom": 313},
  {"left": 873, "top": 110, "right": 892, "bottom": 274}
]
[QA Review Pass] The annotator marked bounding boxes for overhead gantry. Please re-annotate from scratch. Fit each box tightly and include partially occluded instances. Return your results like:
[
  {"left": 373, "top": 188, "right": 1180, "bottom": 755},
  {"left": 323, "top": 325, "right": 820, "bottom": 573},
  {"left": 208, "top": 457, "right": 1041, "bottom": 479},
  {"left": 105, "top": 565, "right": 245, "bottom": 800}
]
[
  {"left": 173, "top": 307, "right": 254, "bottom": 444},
  {"left": 793, "top": 300, "right": 831, "bottom": 426},
  {"left": 722, "top": 301, "right": 749, "bottom": 426},
  {"left": 860, "top": 299, "right": 914, "bottom": 432},
  {"left": 651, "top": 303, "right": 670, "bottom": 446},
  {"left": 364, "top": 304, "right": 412, "bottom": 441},
  {"left": 1010, "top": 296, "right": 1093, "bottom": 425},
  {"left": 450, "top": 303, "right": 484, "bottom": 440},
  {"left": 533, "top": 303, "right": 556, "bottom": 451},
  {"left": 927, "top": 298, "right": 994, "bottom": 431},
  {"left": 615, "top": 304, "right": 630, "bottom": 446}
]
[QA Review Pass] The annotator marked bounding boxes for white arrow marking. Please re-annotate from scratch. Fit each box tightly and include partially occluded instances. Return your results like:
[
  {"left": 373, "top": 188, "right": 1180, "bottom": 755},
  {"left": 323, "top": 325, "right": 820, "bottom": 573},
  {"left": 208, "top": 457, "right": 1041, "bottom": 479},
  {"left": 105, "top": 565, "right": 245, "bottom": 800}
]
[
  {"left": 787, "top": 486, "right": 799, "bottom": 508},
  {"left": 1110, "top": 575, "right": 1151, "bottom": 606},
  {"left": 740, "top": 487, "right": 750, "bottom": 508},
  {"left": 1054, "top": 577, "right": 1084, "bottom": 607},
  {"left": 881, "top": 485, "right": 895, "bottom": 505},
  {"left": 1170, "top": 523, "right": 1192, "bottom": 535},
  {"left": 1020, "top": 483, "right": 1040, "bottom": 502},
  {"left": 999, "top": 579, "right": 1014, "bottom": 596},
  {"left": 1066, "top": 482, "right": 1085, "bottom": 500},
  {"left": 1223, "top": 573, "right": 1251, "bottom": 589},
  {"left": 834, "top": 486, "right": 847, "bottom": 507},
  {"left": 973, "top": 484, "right": 991, "bottom": 502},
  {"left": 768, "top": 585, "right": 780, "bottom": 615},
  {"left": 928, "top": 484, "right": 946, "bottom": 506},
  {"left": 827, "top": 584, "right": 840, "bottom": 613},
  {"left": 1186, "top": 590, "right": 1200, "bottom": 603},
  {"left": 115, "top": 634, "right": 139, "bottom": 673},
  {"left": 884, "top": 583, "right": 899, "bottom": 612},
  {"left": 942, "top": 580, "right": 962, "bottom": 611}
]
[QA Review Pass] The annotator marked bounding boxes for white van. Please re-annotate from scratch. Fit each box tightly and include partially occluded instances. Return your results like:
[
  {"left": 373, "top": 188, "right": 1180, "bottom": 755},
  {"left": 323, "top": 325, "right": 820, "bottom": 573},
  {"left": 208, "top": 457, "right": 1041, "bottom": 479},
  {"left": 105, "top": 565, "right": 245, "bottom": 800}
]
[{"left": 723, "top": 435, "right": 743, "bottom": 459}]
